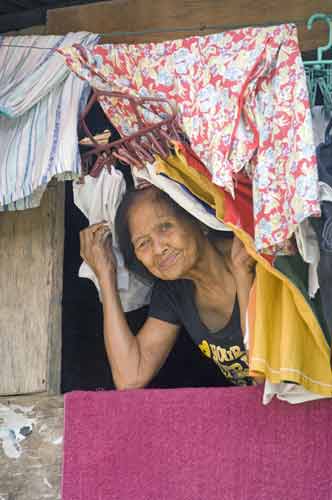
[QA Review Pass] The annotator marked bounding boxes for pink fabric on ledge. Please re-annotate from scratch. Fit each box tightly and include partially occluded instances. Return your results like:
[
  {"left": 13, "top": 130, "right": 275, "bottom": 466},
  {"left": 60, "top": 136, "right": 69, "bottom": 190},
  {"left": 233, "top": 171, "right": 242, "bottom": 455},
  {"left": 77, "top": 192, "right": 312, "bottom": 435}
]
[{"left": 62, "top": 387, "right": 332, "bottom": 500}]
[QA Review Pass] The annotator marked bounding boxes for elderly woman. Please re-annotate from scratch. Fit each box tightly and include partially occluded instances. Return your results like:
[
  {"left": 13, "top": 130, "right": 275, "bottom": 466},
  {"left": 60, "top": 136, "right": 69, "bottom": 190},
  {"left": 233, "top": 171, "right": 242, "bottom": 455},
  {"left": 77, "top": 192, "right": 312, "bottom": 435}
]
[{"left": 80, "top": 186, "right": 256, "bottom": 389}]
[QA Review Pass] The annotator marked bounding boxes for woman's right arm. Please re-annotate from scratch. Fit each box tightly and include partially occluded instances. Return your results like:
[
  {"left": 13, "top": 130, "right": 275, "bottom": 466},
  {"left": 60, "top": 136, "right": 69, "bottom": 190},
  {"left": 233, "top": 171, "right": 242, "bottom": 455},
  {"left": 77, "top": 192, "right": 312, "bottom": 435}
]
[{"left": 80, "top": 223, "right": 179, "bottom": 390}]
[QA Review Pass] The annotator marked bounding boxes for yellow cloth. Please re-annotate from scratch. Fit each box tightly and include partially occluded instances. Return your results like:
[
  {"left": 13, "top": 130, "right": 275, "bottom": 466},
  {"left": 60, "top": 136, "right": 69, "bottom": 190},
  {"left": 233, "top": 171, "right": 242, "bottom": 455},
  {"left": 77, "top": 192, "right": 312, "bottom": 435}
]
[
  {"left": 154, "top": 150, "right": 224, "bottom": 219},
  {"left": 231, "top": 225, "right": 332, "bottom": 397},
  {"left": 154, "top": 150, "right": 332, "bottom": 396}
]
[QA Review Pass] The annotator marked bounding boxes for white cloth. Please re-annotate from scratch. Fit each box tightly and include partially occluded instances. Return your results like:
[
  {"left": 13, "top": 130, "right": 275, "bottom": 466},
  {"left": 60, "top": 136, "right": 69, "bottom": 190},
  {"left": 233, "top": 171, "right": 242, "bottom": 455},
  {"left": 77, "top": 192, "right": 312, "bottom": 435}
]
[
  {"left": 73, "top": 168, "right": 152, "bottom": 312},
  {"left": 132, "top": 163, "right": 230, "bottom": 232},
  {"left": 295, "top": 220, "right": 320, "bottom": 298},
  {"left": 294, "top": 181, "right": 332, "bottom": 299},
  {"left": 311, "top": 105, "right": 332, "bottom": 146},
  {"left": 319, "top": 181, "right": 332, "bottom": 203},
  {"left": 262, "top": 380, "right": 329, "bottom": 405},
  {"left": 0, "top": 32, "right": 99, "bottom": 211}
]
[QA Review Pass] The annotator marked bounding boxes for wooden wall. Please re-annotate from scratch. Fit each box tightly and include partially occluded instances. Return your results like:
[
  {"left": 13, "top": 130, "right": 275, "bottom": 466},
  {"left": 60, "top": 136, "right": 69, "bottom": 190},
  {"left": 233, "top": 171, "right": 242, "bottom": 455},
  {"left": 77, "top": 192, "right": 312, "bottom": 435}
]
[
  {"left": 0, "top": 25, "right": 63, "bottom": 397},
  {"left": 0, "top": 183, "right": 64, "bottom": 396},
  {"left": 48, "top": 0, "right": 331, "bottom": 50}
]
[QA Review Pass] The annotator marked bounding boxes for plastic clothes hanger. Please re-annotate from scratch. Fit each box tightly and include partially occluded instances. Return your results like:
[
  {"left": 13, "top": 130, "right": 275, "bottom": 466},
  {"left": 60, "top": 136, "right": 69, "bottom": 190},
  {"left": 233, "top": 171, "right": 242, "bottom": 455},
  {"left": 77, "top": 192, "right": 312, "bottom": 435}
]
[
  {"left": 304, "top": 13, "right": 332, "bottom": 112},
  {"left": 73, "top": 44, "right": 183, "bottom": 175},
  {"left": 79, "top": 89, "right": 183, "bottom": 176}
]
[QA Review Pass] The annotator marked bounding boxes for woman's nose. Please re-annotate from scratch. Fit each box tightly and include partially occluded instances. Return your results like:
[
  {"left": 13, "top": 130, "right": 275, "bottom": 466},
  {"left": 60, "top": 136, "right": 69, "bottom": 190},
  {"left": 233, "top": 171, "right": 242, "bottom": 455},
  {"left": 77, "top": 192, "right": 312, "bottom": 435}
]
[{"left": 152, "top": 236, "right": 168, "bottom": 255}]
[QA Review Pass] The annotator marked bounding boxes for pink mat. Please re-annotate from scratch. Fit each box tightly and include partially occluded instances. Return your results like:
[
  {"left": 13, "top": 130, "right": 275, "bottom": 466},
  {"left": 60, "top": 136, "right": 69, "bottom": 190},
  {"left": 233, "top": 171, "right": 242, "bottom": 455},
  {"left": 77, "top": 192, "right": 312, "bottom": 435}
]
[{"left": 62, "top": 387, "right": 332, "bottom": 500}]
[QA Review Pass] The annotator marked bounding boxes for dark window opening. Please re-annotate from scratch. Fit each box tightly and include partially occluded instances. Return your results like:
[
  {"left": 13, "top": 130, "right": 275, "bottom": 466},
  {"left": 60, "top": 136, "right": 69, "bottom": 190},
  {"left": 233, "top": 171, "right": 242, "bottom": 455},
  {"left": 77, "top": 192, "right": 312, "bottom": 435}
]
[{"left": 61, "top": 181, "right": 230, "bottom": 392}]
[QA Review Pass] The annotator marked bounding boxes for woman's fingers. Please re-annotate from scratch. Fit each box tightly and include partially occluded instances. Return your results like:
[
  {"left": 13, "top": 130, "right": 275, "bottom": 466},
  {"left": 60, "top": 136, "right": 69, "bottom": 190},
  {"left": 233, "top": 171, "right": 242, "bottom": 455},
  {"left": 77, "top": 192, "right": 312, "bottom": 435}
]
[
  {"left": 78, "top": 222, "right": 118, "bottom": 282},
  {"left": 82, "top": 222, "right": 108, "bottom": 237},
  {"left": 94, "top": 225, "right": 111, "bottom": 244},
  {"left": 80, "top": 223, "right": 109, "bottom": 247},
  {"left": 80, "top": 223, "right": 110, "bottom": 262}
]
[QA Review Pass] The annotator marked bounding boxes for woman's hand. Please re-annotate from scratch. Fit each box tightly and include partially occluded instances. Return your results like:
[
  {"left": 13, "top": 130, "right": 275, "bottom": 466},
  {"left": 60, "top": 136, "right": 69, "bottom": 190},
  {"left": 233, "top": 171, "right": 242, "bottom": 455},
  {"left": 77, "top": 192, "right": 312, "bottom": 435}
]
[
  {"left": 230, "top": 236, "right": 256, "bottom": 281},
  {"left": 80, "top": 222, "right": 117, "bottom": 284},
  {"left": 229, "top": 236, "right": 256, "bottom": 337}
]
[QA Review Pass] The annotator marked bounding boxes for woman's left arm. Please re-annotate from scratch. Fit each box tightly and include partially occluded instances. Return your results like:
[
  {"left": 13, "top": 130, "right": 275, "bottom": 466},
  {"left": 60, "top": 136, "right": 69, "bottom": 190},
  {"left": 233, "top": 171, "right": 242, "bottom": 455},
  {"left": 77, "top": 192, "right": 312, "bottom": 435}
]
[{"left": 230, "top": 237, "right": 256, "bottom": 336}]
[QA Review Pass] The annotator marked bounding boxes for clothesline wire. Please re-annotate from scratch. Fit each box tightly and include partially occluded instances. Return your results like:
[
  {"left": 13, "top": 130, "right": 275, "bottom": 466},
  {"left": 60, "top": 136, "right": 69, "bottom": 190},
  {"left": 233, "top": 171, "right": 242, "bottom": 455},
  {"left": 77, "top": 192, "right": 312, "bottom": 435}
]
[{"left": 1, "top": 15, "right": 331, "bottom": 50}]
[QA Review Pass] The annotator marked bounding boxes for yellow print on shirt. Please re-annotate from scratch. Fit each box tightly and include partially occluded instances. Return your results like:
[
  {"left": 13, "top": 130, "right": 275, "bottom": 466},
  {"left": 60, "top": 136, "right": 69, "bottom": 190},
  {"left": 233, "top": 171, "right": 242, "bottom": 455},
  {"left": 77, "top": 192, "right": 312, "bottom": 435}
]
[
  {"left": 198, "top": 340, "right": 249, "bottom": 381},
  {"left": 198, "top": 340, "right": 211, "bottom": 358}
]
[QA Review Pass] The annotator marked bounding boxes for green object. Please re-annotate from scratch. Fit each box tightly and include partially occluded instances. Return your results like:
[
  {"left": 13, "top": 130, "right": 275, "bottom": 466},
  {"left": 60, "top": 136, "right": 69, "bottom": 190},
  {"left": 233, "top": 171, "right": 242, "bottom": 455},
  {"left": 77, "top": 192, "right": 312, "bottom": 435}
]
[
  {"left": 274, "top": 254, "right": 331, "bottom": 345},
  {"left": 304, "top": 13, "right": 332, "bottom": 112}
]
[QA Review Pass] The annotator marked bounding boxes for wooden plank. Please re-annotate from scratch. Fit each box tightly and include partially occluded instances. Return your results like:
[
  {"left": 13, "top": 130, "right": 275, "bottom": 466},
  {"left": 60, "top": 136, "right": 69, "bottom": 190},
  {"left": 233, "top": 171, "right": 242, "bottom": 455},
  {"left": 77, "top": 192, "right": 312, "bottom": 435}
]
[
  {"left": 0, "top": 394, "right": 63, "bottom": 500},
  {"left": 47, "top": 0, "right": 331, "bottom": 51},
  {"left": 0, "top": 183, "right": 64, "bottom": 396},
  {"left": 47, "top": 182, "right": 65, "bottom": 395}
]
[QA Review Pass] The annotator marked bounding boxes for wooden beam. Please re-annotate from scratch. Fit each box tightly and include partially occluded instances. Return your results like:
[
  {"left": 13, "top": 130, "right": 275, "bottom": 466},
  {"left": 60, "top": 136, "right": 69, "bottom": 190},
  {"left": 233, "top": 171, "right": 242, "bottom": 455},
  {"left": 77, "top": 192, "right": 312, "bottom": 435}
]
[{"left": 47, "top": 0, "right": 331, "bottom": 52}]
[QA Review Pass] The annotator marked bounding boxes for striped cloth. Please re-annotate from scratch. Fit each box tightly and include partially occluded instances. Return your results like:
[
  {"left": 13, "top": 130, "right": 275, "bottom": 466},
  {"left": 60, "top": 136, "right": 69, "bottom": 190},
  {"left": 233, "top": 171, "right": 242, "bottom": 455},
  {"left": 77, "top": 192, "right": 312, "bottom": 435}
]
[{"left": 0, "top": 32, "right": 99, "bottom": 211}]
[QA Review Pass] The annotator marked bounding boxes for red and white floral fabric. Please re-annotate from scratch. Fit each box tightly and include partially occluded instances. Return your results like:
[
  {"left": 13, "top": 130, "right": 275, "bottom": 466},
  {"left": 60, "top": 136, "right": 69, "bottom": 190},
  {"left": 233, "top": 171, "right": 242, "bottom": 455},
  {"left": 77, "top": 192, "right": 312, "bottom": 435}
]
[{"left": 58, "top": 23, "right": 320, "bottom": 251}]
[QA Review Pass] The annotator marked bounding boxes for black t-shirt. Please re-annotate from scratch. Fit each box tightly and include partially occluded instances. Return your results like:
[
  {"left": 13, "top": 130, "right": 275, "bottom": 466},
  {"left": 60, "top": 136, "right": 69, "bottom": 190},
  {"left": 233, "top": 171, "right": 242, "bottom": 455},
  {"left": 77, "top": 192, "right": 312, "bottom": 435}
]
[{"left": 149, "top": 279, "right": 252, "bottom": 386}]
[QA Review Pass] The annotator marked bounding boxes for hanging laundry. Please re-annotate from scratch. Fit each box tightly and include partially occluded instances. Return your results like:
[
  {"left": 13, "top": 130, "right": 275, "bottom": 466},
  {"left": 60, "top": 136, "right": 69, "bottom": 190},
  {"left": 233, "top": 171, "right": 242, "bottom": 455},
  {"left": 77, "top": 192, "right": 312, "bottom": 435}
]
[
  {"left": 238, "top": 228, "right": 332, "bottom": 399},
  {"left": 171, "top": 141, "right": 255, "bottom": 241},
  {"left": 157, "top": 141, "right": 294, "bottom": 258},
  {"left": 262, "top": 381, "right": 328, "bottom": 405},
  {"left": 310, "top": 117, "right": 332, "bottom": 348},
  {"left": 155, "top": 151, "right": 225, "bottom": 217},
  {"left": 315, "top": 118, "right": 332, "bottom": 251},
  {"left": 261, "top": 214, "right": 328, "bottom": 403},
  {"left": 294, "top": 107, "right": 332, "bottom": 299},
  {"left": 132, "top": 165, "right": 229, "bottom": 232},
  {"left": 311, "top": 105, "right": 332, "bottom": 145},
  {"left": 59, "top": 23, "right": 320, "bottom": 252},
  {"left": 73, "top": 168, "right": 152, "bottom": 312},
  {"left": 295, "top": 220, "right": 320, "bottom": 298},
  {"left": 317, "top": 182, "right": 332, "bottom": 250},
  {"left": 0, "top": 32, "right": 99, "bottom": 211}
]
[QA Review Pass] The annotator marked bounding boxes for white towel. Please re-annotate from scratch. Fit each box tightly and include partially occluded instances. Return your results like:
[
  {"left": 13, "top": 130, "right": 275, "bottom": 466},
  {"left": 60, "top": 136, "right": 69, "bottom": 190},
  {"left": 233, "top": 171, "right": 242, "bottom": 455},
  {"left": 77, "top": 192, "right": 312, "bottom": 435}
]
[
  {"left": 73, "top": 168, "right": 152, "bottom": 312},
  {"left": 262, "top": 380, "right": 329, "bottom": 405},
  {"left": 132, "top": 163, "right": 230, "bottom": 232}
]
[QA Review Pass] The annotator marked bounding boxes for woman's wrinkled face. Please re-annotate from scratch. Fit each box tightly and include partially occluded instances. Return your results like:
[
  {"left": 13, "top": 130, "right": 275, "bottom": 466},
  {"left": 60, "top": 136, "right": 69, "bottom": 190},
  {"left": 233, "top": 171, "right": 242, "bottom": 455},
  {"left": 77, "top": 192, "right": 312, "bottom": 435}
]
[{"left": 128, "top": 192, "right": 203, "bottom": 280}]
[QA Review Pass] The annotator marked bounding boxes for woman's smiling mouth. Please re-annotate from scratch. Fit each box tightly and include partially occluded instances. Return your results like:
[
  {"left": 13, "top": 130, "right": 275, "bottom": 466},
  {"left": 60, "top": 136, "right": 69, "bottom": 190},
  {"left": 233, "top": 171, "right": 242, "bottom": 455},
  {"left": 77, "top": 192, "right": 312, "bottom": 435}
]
[{"left": 158, "top": 251, "right": 181, "bottom": 270}]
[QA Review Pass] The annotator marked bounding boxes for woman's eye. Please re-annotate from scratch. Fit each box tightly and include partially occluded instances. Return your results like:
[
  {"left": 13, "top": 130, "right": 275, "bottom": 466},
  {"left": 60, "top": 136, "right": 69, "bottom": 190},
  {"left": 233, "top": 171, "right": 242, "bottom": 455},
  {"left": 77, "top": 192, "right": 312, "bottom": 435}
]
[
  {"left": 137, "top": 240, "right": 149, "bottom": 250},
  {"left": 160, "top": 222, "right": 172, "bottom": 231}
]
